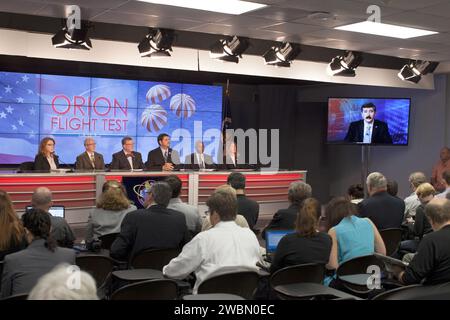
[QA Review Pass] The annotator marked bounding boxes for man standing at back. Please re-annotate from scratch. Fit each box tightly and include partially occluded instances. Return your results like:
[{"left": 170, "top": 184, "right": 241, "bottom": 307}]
[
  {"left": 31, "top": 187, "right": 75, "bottom": 248},
  {"left": 227, "top": 172, "right": 259, "bottom": 232},
  {"left": 110, "top": 182, "right": 190, "bottom": 261},
  {"left": 359, "top": 172, "right": 405, "bottom": 230}
]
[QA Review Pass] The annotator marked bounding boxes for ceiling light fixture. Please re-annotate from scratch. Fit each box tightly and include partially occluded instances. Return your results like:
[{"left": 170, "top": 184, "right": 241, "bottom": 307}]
[
  {"left": 210, "top": 36, "right": 249, "bottom": 63},
  {"left": 263, "top": 42, "right": 301, "bottom": 67},
  {"left": 326, "top": 51, "right": 363, "bottom": 77},
  {"left": 52, "top": 21, "right": 92, "bottom": 50},
  {"left": 138, "top": 28, "right": 175, "bottom": 58},
  {"left": 398, "top": 60, "right": 439, "bottom": 83}
]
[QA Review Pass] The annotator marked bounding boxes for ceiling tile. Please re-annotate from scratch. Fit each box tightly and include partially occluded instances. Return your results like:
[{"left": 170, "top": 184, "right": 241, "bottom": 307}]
[
  {"left": 215, "top": 16, "right": 285, "bottom": 29},
  {"left": 243, "top": 6, "right": 310, "bottom": 21},
  {"left": 291, "top": 14, "right": 360, "bottom": 28},
  {"left": 261, "top": 22, "right": 324, "bottom": 35},
  {"left": 421, "top": 1, "right": 450, "bottom": 19},
  {"left": 91, "top": 11, "right": 160, "bottom": 27},
  {"left": 352, "top": 0, "right": 449, "bottom": 10},
  {"left": 382, "top": 11, "right": 450, "bottom": 32},
  {"left": 0, "top": 0, "right": 47, "bottom": 15}
]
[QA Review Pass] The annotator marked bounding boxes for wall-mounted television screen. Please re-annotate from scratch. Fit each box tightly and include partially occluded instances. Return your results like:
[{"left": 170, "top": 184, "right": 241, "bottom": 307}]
[{"left": 327, "top": 98, "right": 411, "bottom": 145}]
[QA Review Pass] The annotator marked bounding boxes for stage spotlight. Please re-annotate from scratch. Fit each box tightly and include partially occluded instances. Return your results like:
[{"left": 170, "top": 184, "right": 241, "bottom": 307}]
[
  {"left": 263, "top": 42, "right": 301, "bottom": 67},
  {"left": 326, "top": 51, "right": 363, "bottom": 77},
  {"left": 398, "top": 60, "right": 439, "bottom": 83},
  {"left": 138, "top": 29, "right": 175, "bottom": 58},
  {"left": 52, "top": 22, "right": 92, "bottom": 50},
  {"left": 210, "top": 36, "right": 249, "bottom": 63}
]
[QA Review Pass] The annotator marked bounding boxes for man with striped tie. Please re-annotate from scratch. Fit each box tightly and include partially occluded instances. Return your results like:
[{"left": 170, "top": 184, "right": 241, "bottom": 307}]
[{"left": 75, "top": 137, "right": 105, "bottom": 171}]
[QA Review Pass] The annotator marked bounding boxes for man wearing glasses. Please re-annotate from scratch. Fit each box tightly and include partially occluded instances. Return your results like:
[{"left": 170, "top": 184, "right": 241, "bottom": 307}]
[
  {"left": 110, "top": 136, "right": 144, "bottom": 171},
  {"left": 75, "top": 137, "right": 105, "bottom": 171}
]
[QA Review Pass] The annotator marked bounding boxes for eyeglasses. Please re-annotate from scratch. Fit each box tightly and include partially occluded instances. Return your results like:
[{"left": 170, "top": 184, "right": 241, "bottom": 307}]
[
  {"left": 46, "top": 143, "right": 54, "bottom": 146},
  {"left": 86, "top": 143, "right": 96, "bottom": 146}
]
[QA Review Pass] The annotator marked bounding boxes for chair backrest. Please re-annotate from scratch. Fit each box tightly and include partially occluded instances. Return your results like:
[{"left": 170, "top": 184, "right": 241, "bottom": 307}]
[
  {"left": 197, "top": 269, "right": 260, "bottom": 300},
  {"left": 111, "top": 279, "right": 178, "bottom": 300},
  {"left": 18, "top": 161, "right": 34, "bottom": 173},
  {"left": 130, "top": 248, "right": 181, "bottom": 270},
  {"left": 372, "top": 284, "right": 423, "bottom": 300},
  {"left": 0, "top": 261, "right": 4, "bottom": 292},
  {"left": 98, "top": 233, "right": 119, "bottom": 250},
  {"left": 76, "top": 255, "right": 115, "bottom": 288},
  {"left": 379, "top": 228, "right": 403, "bottom": 256},
  {"left": 270, "top": 263, "right": 326, "bottom": 289},
  {"left": 1, "top": 293, "right": 28, "bottom": 301},
  {"left": 336, "top": 254, "right": 384, "bottom": 277},
  {"left": 373, "top": 282, "right": 450, "bottom": 300}
]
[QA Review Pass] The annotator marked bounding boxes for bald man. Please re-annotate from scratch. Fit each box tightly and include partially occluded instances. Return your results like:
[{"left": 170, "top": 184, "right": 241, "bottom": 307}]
[
  {"left": 31, "top": 187, "right": 75, "bottom": 248},
  {"left": 75, "top": 138, "right": 105, "bottom": 171},
  {"left": 432, "top": 147, "right": 450, "bottom": 193}
]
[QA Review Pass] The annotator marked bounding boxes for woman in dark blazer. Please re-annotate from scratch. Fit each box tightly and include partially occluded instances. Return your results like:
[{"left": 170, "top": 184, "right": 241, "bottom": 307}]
[{"left": 34, "top": 137, "right": 59, "bottom": 172}]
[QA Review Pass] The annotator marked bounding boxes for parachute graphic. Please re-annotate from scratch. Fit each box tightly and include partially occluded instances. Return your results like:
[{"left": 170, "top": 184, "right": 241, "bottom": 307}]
[
  {"left": 141, "top": 104, "right": 167, "bottom": 132},
  {"left": 146, "top": 84, "right": 171, "bottom": 104},
  {"left": 170, "top": 93, "right": 196, "bottom": 119}
]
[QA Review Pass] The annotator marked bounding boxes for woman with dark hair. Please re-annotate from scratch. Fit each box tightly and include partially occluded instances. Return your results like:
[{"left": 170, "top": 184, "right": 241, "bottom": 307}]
[
  {"left": 34, "top": 137, "right": 60, "bottom": 172},
  {"left": 270, "top": 198, "right": 332, "bottom": 274},
  {"left": 0, "top": 190, "right": 27, "bottom": 260},
  {"left": 85, "top": 180, "right": 136, "bottom": 245},
  {"left": 1, "top": 208, "right": 75, "bottom": 298},
  {"left": 324, "top": 197, "right": 386, "bottom": 286}
]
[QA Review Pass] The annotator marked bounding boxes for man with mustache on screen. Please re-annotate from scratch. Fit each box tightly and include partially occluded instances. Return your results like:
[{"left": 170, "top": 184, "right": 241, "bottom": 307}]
[{"left": 344, "top": 102, "right": 393, "bottom": 144}]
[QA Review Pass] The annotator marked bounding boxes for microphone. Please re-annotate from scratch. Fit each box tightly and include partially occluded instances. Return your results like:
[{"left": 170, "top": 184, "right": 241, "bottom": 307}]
[{"left": 54, "top": 154, "right": 74, "bottom": 172}]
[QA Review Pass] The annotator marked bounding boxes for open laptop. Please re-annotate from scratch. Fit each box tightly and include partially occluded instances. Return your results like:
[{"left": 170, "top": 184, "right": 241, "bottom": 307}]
[
  {"left": 26, "top": 205, "right": 65, "bottom": 219},
  {"left": 264, "top": 229, "right": 295, "bottom": 262}
]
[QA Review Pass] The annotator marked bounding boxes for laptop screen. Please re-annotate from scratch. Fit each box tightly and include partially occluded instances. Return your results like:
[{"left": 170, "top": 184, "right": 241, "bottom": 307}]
[
  {"left": 265, "top": 229, "right": 295, "bottom": 254},
  {"left": 25, "top": 205, "right": 65, "bottom": 218}
]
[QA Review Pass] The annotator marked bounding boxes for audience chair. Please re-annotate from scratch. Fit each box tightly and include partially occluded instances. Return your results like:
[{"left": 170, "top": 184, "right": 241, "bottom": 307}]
[
  {"left": 17, "top": 161, "right": 34, "bottom": 173},
  {"left": 379, "top": 228, "right": 403, "bottom": 256},
  {"left": 130, "top": 248, "right": 181, "bottom": 270},
  {"left": 76, "top": 255, "right": 115, "bottom": 298},
  {"left": 111, "top": 279, "right": 178, "bottom": 300},
  {"left": 99, "top": 233, "right": 119, "bottom": 250},
  {"left": 373, "top": 282, "right": 450, "bottom": 300},
  {"left": 270, "top": 263, "right": 326, "bottom": 289},
  {"left": 336, "top": 254, "right": 385, "bottom": 298},
  {"left": 197, "top": 267, "right": 260, "bottom": 300},
  {"left": 0, "top": 261, "right": 3, "bottom": 292},
  {"left": 1, "top": 293, "right": 28, "bottom": 301}
]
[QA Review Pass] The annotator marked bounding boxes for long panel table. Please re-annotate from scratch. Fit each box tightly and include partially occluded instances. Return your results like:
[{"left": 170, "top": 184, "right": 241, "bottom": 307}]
[{"left": 0, "top": 170, "right": 306, "bottom": 225}]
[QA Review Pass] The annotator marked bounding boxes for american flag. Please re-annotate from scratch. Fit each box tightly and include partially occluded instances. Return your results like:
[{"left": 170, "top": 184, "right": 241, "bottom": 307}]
[{"left": 0, "top": 72, "right": 41, "bottom": 163}]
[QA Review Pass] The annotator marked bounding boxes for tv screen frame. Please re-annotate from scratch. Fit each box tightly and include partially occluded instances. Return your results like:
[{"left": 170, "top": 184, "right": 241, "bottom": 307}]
[{"left": 326, "top": 97, "right": 411, "bottom": 146}]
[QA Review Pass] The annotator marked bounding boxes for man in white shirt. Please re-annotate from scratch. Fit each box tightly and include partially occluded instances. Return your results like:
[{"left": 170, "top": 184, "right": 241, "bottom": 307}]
[
  {"left": 404, "top": 172, "right": 427, "bottom": 218},
  {"left": 163, "top": 185, "right": 261, "bottom": 293}
]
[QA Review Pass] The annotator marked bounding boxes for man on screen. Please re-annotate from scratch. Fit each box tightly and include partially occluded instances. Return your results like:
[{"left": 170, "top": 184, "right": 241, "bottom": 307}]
[
  {"left": 110, "top": 136, "right": 144, "bottom": 171},
  {"left": 145, "top": 133, "right": 180, "bottom": 171},
  {"left": 344, "top": 102, "right": 393, "bottom": 144},
  {"left": 74, "top": 137, "right": 105, "bottom": 171}
]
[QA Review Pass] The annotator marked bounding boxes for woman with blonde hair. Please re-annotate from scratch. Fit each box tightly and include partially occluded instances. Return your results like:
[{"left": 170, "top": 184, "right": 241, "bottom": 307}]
[
  {"left": 0, "top": 190, "right": 27, "bottom": 260},
  {"left": 85, "top": 180, "right": 136, "bottom": 245},
  {"left": 270, "top": 198, "right": 332, "bottom": 273}
]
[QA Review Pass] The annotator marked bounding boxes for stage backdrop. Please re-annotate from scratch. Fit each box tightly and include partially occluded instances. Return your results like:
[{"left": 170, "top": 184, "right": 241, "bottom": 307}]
[{"left": 0, "top": 71, "right": 222, "bottom": 164}]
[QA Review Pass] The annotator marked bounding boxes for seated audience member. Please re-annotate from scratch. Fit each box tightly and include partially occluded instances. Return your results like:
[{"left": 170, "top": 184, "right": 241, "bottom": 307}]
[
  {"left": 1, "top": 209, "right": 75, "bottom": 298},
  {"left": 436, "top": 170, "right": 450, "bottom": 199},
  {"left": 262, "top": 181, "right": 312, "bottom": 239},
  {"left": 110, "top": 182, "right": 190, "bottom": 261},
  {"left": 347, "top": 184, "right": 364, "bottom": 204},
  {"left": 270, "top": 198, "right": 332, "bottom": 274},
  {"left": 400, "top": 183, "right": 435, "bottom": 254},
  {"left": 325, "top": 197, "right": 386, "bottom": 286},
  {"left": 85, "top": 181, "right": 136, "bottom": 246},
  {"left": 431, "top": 147, "right": 450, "bottom": 193},
  {"left": 201, "top": 185, "right": 250, "bottom": 231},
  {"left": 0, "top": 190, "right": 27, "bottom": 261},
  {"left": 227, "top": 172, "right": 259, "bottom": 231},
  {"left": 34, "top": 137, "right": 59, "bottom": 172},
  {"left": 359, "top": 172, "right": 405, "bottom": 230},
  {"left": 28, "top": 263, "right": 98, "bottom": 300},
  {"left": 163, "top": 185, "right": 261, "bottom": 293},
  {"left": 404, "top": 172, "right": 427, "bottom": 218},
  {"left": 110, "top": 136, "right": 144, "bottom": 171},
  {"left": 165, "top": 175, "right": 201, "bottom": 235},
  {"left": 387, "top": 180, "right": 399, "bottom": 198},
  {"left": 395, "top": 198, "right": 450, "bottom": 285},
  {"left": 75, "top": 137, "right": 105, "bottom": 171},
  {"left": 31, "top": 187, "right": 75, "bottom": 248}
]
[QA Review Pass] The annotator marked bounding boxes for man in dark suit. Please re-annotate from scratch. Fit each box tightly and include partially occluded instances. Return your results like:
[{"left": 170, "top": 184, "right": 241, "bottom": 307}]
[
  {"left": 110, "top": 136, "right": 144, "bottom": 170},
  {"left": 262, "top": 181, "right": 312, "bottom": 239},
  {"left": 185, "top": 140, "right": 215, "bottom": 170},
  {"left": 110, "top": 181, "right": 190, "bottom": 261},
  {"left": 344, "top": 102, "right": 393, "bottom": 144},
  {"left": 359, "top": 172, "right": 405, "bottom": 230},
  {"left": 74, "top": 137, "right": 105, "bottom": 171},
  {"left": 145, "top": 133, "right": 180, "bottom": 171},
  {"left": 227, "top": 172, "right": 259, "bottom": 231}
]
